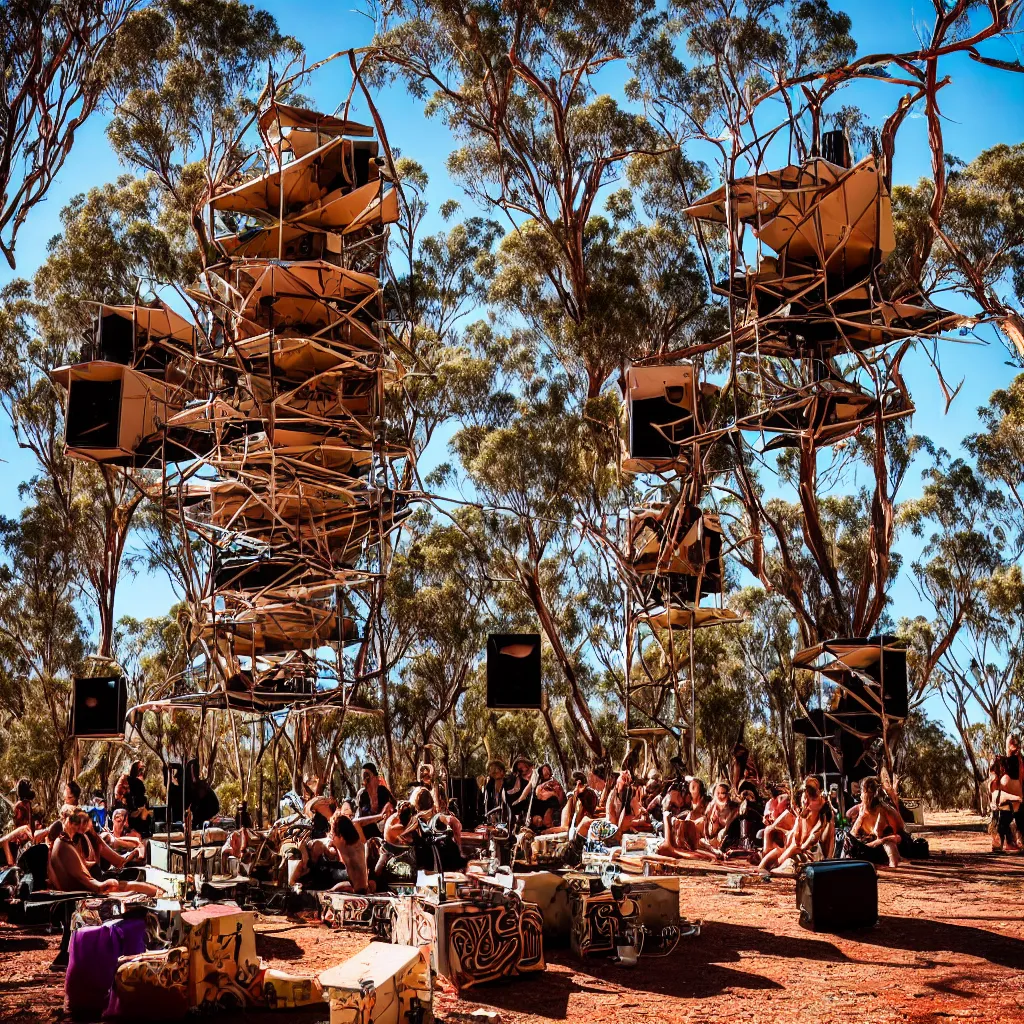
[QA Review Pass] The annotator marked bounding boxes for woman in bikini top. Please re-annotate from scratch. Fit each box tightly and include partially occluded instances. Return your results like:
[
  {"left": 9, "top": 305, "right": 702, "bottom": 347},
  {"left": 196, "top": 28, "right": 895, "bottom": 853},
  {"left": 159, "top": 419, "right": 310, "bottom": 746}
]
[{"left": 997, "top": 735, "right": 1023, "bottom": 806}]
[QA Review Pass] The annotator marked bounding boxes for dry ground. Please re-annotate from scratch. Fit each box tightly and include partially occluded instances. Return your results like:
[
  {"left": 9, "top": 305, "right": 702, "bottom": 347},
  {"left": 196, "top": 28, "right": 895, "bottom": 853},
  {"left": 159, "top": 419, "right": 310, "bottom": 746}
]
[{"left": 2, "top": 814, "right": 1022, "bottom": 1024}]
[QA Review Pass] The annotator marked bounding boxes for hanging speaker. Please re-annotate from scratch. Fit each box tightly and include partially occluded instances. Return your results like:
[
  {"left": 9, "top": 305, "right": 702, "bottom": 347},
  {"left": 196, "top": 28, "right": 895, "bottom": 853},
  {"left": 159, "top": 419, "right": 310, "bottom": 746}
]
[
  {"left": 72, "top": 675, "right": 127, "bottom": 738},
  {"left": 486, "top": 633, "right": 542, "bottom": 710}
]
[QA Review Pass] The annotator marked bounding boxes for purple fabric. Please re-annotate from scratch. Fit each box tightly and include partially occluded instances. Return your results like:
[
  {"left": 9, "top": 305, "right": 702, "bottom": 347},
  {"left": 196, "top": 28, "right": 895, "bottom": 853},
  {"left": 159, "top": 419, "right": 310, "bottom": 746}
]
[{"left": 65, "top": 915, "right": 147, "bottom": 1017}]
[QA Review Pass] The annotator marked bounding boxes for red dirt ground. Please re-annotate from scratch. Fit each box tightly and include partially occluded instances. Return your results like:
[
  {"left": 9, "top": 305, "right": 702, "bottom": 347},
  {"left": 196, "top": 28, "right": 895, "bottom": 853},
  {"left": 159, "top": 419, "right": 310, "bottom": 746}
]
[{"left": 2, "top": 815, "right": 1022, "bottom": 1024}]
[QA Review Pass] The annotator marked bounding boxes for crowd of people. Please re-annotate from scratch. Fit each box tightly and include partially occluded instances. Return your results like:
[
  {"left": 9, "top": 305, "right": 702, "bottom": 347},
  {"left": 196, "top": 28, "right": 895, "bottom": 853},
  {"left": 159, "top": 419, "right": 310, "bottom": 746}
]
[
  {"left": 273, "top": 754, "right": 932, "bottom": 894},
  {"left": 7, "top": 736, "right": 1021, "bottom": 909}
]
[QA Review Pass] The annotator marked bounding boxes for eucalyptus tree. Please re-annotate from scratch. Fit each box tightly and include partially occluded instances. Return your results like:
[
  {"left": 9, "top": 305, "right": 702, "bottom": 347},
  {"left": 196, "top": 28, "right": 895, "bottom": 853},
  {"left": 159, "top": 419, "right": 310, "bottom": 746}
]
[
  {"left": 0, "top": 490, "right": 87, "bottom": 811},
  {"left": 0, "top": 0, "right": 139, "bottom": 267},
  {"left": 100, "top": 0, "right": 303, "bottom": 256}
]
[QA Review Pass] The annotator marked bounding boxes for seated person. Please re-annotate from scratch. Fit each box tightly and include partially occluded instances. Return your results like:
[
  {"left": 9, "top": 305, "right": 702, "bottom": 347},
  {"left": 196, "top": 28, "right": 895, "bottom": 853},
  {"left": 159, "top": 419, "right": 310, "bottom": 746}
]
[
  {"left": 304, "top": 785, "right": 338, "bottom": 841},
  {"left": 480, "top": 760, "right": 510, "bottom": 822},
  {"left": 327, "top": 810, "right": 373, "bottom": 894},
  {"left": 410, "top": 787, "right": 463, "bottom": 846},
  {"left": 383, "top": 801, "right": 420, "bottom": 847},
  {"left": 354, "top": 763, "right": 394, "bottom": 841},
  {"left": 112, "top": 774, "right": 132, "bottom": 816},
  {"left": 410, "top": 762, "right": 442, "bottom": 810},
  {"left": 77, "top": 814, "right": 144, "bottom": 875},
  {"left": 562, "top": 782, "right": 599, "bottom": 839},
  {"left": 373, "top": 800, "right": 419, "bottom": 881},
  {"left": 847, "top": 776, "right": 902, "bottom": 868},
  {"left": 220, "top": 828, "right": 258, "bottom": 874},
  {"left": 64, "top": 779, "right": 82, "bottom": 811},
  {"left": 656, "top": 784, "right": 688, "bottom": 856},
  {"left": 760, "top": 788, "right": 795, "bottom": 857},
  {"left": 560, "top": 772, "right": 587, "bottom": 831},
  {"left": 606, "top": 769, "right": 642, "bottom": 833},
  {"left": 1, "top": 778, "right": 38, "bottom": 866},
  {"left": 585, "top": 769, "right": 641, "bottom": 850},
  {"left": 49, "top": 811, "right": 159, "bottom": 896},
  {"left": 758, "top": 776, "right": 829, "bottom": 873},
  {"left": 686, "top": 777, "right": 709, "bottom": 831},
  {"left": 104, "top": 808, "right": 146, "bottom": 856},
  {"left": 644, "top": 772, "right": 666, "bottom": 830},
  {"left": 730, "top": 779, "right": 765, "bottom": 851},
  {"left": 529, "top": 778, "right": 565, "bottom": 832},
  {"left": 657, "top": 784, "right": 718, "bottom": 861},
  {"left": 700, "top": 782, "right": 740, "bottom": 859},
  {"left": 507, "top": 758, "right": 536, "bottom": 821},
  {"left": 588, "top": 763, "right": 615, "bottom": 816}
]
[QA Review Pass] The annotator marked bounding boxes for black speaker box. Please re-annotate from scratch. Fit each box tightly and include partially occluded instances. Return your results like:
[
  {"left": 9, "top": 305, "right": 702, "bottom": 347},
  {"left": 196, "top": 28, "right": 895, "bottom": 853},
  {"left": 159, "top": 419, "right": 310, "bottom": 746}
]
[
  {"left": 97, "top": 312, "right": 135, "bottom": 365},
  {"left": 796, "top": 859, "right": 877, "bottom": 932},
  {"left": 72, "top": 675, "right": 127, "bottom": 738},
  {"left": 446, "top": 776, "right": 482, "bottom": 830},
  {"left": 794, "top": 710, "right": 840, "bottom": 776},
  {"left": 629, "top": 396, "right": 697, "bottom": 460},
  {"left": 65, "top": 379, "right": 121, "bottom": 449},
  {"left": 486, "top": 633, "right": 542, "bottom": 709},
  {"left": 830, "top": 637, "right": 909, "bottom": 720}
]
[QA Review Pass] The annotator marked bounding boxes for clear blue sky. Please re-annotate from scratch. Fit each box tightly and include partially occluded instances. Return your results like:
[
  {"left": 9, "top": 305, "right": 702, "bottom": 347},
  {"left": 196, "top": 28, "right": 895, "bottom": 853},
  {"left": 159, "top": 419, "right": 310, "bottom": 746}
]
[{"left": 1, "top": 0, "right": 1022, "bottom": 732}]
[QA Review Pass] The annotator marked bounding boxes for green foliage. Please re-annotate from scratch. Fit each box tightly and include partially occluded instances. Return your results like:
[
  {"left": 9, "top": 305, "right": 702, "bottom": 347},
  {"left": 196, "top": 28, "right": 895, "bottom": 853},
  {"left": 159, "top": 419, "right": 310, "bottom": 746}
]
[
  {"left": 898, "top": 713, "right": 973, "bottom": 808},
  {"left": 102, "top": 0, "right": 303, "bottom": 252}
]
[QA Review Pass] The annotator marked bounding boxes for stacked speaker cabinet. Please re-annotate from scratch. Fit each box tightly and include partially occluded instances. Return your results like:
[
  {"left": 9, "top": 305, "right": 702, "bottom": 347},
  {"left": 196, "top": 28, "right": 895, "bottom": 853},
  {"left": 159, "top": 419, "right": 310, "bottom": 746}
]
[
  {"left": 52, "top": 98, "right": 417, "bottom": 717},
  {"left": 792, "top": 636, "right": 909, "bottom": 783}
]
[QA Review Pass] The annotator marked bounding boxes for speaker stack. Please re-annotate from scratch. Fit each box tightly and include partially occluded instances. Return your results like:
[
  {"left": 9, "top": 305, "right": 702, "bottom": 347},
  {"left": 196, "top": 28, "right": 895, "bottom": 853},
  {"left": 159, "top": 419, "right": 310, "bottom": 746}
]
[
  {"left": 486, "top": 633, "right": 542, "bottom": 709},
  {"left": 71, "top": 675, "right": 128, "bottom": 738}
]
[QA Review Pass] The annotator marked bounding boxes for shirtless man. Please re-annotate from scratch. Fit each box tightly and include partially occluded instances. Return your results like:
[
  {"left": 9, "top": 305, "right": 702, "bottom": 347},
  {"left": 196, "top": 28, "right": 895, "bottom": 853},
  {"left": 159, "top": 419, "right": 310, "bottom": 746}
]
[
  {"left": 605, "top": 769, "right": 642, "bottom": 834},
  {"left": 849, "top": 776, "right": 902, "bottom": 867},
  {"left": 760, "top": 788, "right": 795, "bottom": 858},
  {"left": 700, "top": 782, "right": 740, "bottom": 859},
  {"left": 327, "top": 809, "right": 373, "bottom": 894},
  {"left": 50, "top": 811, "right": 159, "bottom": 896},
  {"left": 758, "top": 777, "right": 828, "bottom": 873},
  {"left": 410, "top": 788, "right": 463, "bottom": 845}
]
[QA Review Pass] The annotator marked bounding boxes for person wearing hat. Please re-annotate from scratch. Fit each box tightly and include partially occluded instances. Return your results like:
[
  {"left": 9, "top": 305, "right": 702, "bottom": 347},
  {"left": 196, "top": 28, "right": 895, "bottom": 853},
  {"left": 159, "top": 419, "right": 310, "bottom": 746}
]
[
  {"left": 480, "top": 760, "right": 509, "bottom": 821},
  {"left": 1, "top": 779, "right": 37, "bottom": 866},
  {"left": 507, "top": 757, "right": 537, "bottom": 821}
]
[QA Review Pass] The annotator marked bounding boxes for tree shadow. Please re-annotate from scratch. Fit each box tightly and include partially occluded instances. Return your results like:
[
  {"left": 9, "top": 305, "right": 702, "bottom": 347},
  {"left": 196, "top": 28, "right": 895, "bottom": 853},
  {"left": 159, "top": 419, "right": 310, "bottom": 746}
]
[
  {"left": 925, "top": 971, "right": 982, "bottom": 999},
  {"left": 855, "top": 916, "right": 1024, "bottom": 971},
  {"left": 450, "top": 919, "right": 896, "bottom": 1020},
  {"left": 254, "top": 932, "right": 304, "bottom": 961},
  {"left": 0, "top": 935, "right": 49, "bottom": 952}
]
